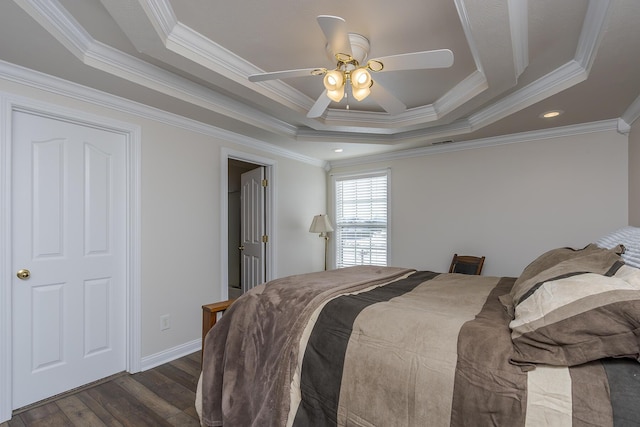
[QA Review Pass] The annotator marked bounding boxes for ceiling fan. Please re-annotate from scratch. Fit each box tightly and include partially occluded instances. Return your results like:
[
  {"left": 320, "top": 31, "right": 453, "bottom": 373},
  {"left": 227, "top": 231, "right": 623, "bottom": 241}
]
[{"left": 248, "top": 15, "right": 454, "bottom": 119}]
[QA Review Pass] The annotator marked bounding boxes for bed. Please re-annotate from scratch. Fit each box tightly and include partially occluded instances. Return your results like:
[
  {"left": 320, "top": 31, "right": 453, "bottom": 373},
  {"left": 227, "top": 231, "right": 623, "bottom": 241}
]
[{"left": 197, "top": 228, "right": 640, "bottom": 426}]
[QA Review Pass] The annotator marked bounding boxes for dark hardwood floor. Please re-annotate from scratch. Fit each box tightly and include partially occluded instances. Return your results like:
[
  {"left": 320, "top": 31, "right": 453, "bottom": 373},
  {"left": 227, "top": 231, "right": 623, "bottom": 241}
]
[{"left": 1, "top": 351, "right": 202, "bottom": 427}]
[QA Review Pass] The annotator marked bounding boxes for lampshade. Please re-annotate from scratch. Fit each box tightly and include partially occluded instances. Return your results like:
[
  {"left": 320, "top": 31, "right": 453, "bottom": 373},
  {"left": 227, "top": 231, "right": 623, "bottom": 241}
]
[
  {"left": 309, "top": 214, "right": 334, "bottom": 271},
  {"left": 309, "top": 214, "right": 334, "bottom": 234},
  {"left": 323, "top": 70, "right": 344, "bottom": 92},
  {"left": 326, "top": 86, "right": 345, "bottom": 103},
  {"left": 352, "top": 85, "right": 371, "bottom": 101},
  {"left": 350, "top": 68, "right": 371, "bottom": 90}
]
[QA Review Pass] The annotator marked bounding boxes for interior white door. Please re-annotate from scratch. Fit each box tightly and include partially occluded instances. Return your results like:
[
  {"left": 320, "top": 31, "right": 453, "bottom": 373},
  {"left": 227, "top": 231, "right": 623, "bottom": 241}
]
[
  {"left": 240, "top": 167, "right": 265, "bottom": 292},
  {"left": 11, "top": 111, "right": 126, "bottom": 409}
]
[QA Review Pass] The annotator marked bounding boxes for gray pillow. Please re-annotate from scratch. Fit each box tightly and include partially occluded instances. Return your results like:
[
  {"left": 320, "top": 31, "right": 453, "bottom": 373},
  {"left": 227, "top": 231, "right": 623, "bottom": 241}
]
[
  {"left": 509, "top": 263, "right": 640, "bottom": 367},
  {"left": 509, "top": 244, "right": 624, "bottom": 308}
]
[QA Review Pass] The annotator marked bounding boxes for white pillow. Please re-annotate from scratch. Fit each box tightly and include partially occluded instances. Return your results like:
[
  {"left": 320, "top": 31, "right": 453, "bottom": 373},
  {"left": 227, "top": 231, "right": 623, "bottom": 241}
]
[{"left": 596, "top": 226, "right": 640, "bottom": 268}]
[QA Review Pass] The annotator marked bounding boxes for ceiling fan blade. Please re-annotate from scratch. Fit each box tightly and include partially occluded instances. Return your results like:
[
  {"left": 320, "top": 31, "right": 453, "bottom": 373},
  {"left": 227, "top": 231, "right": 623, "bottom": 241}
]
[
  {"left": 372, "top": 49, "right": 454, "bottom": 72},
  {"left": 317, "top": 15, "right": 352, "bottom": 57},
  {"left": 369, "top": 81, "right": 406, "bottom": 116},
  {"left": 307, "top": 90, "right": 332, "bottom": 118},
  {"left": 248, "top": 68, "right": 321, "bottom": 82}
]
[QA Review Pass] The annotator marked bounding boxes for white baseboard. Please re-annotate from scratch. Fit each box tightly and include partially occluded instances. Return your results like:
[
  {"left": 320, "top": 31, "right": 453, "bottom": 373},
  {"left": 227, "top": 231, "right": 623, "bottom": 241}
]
[{"left": 139, "top": 339, "right": 201, "bottom": 371}]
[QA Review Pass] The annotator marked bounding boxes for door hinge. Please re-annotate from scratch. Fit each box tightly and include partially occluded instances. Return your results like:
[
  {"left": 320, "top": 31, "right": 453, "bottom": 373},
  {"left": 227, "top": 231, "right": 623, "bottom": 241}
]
[
  {"left": 262, "top": 235, "right": 269, "bottom": 243},
  {"left": 262, "top": 179, "right": 268, "bottom": 187}
]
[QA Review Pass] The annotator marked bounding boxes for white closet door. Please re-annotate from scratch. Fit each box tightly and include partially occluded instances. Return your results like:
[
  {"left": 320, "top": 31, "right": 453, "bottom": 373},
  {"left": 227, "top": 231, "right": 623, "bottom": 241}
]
[{"left": 12, "top": 111, "right": 127, "bottom": 409}]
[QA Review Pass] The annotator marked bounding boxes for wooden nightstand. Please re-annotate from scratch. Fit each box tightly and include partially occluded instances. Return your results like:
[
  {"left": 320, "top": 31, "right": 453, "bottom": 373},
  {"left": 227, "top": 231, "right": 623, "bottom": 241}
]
[{"left": 201, "top": 299, "right": 235, "bottom": 364}]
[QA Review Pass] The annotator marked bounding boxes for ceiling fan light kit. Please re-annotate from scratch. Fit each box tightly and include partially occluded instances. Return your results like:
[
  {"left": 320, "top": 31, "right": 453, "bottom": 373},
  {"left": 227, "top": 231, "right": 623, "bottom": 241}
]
[
  {"left": 248, "top": 15, "right": 454, "bottom": 118},
  {"left": 322, "top": 57, "right": 374, "bottom": 102}
]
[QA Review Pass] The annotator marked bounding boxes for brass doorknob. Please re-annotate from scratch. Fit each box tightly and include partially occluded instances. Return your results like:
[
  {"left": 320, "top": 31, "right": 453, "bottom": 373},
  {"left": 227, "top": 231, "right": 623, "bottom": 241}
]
[
  {"left": 238, "top": 246, "right": 245, "bottom": 251},
  {"left": 16, "top": 269, "right": 30, "bottom": 280}
]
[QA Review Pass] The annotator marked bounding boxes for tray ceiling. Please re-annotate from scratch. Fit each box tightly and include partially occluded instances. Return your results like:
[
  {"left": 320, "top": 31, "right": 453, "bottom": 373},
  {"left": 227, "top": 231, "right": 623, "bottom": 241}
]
[{"left": 1, "top": 0, "right": 639, "bottom": 161}]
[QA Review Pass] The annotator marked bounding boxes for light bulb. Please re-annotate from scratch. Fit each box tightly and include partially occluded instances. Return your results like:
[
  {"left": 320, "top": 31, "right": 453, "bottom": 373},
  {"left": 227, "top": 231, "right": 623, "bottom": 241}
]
[
  {"left": 350, "top": 68, "right": 371, "bottom": 90},
  {"left": 323, "top": 70, "right": 344, "bottom": 92}
]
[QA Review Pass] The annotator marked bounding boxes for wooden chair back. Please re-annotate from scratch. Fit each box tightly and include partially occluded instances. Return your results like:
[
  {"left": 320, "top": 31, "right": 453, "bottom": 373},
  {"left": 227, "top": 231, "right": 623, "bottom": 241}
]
[{"left": 449, "top": 254, "right": 485, "bottom": 275}]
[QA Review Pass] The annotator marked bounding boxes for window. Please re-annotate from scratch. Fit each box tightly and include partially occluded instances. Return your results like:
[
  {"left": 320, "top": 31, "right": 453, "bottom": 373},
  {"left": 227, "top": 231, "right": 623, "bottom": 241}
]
[{"left": 333, "top": 170, "right": 389, "bottom": 268}]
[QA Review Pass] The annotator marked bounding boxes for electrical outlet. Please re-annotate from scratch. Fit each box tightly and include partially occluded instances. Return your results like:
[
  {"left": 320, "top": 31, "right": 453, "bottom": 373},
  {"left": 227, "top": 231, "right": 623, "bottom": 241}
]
[{"left": 160, "top": 314, "right": 171, "bottom": 331}]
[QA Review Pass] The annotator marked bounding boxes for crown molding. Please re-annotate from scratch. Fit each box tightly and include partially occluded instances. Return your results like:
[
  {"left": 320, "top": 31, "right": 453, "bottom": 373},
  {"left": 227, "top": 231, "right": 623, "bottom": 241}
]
[
  {"left": 137, "top": 0, "right": 178, "bottom": 39},
  {"left": 137, "top": 0, "right": 493, "bottom": 130},
  {"left": 617, "top": 118, "right": 631, "bottom": 135},
  {"left": 15, "top": 0, "right": 299, "bottom": 138},
  {"left": 328, "top": 119, "right": 621, "bottom": 169},
  {"left": 575, "top": 0, "right": 612, "bottom": 72},
  {"left": 141, "top": 0, "right": 314, "bottom": 111},
  {"left": 621, "top": 94, "right": 640, "bottom": 128},
  {"left": 296, "top": 116, "right": 475, "bottom": 146},
  {"left": 11, "top": 0, "right": 624, "bottom": 151},
  {"left": 130, "top": 0, "right": 538, "bottom": 139},
  {"left": 469, "top": 60, "right": 587, "bottom": 130},
  {"left": 121, "top": 0, "right": 610, "bottom": 141},
  {"left": 141, "top": 0, "right": 255, "bottom": 82},
  {"left": 319, "top": 70, "right": 488, "bottom": 130},
  {"left": 166, "top": 22, "right": 254, "bottom": 84},
  {"left": 453, "top": 0, "right": 485, "bottom": 76},
  {"left": 86, "top": 40, "right": 297, "bottom": 136},
  {"left": 1, "top": 57, "right": 623, "bottom": 174},
  {"left": 13, "top": 0, "right": 92, "bottom": 56},
  {"left": 433, "top": 70, "right": 489, "bottom": 116},
  {"left": 0, "top": 60, "right": 325, "bottom": 168},
  {"left": 508, "top": 0, "right": 529, "bottom": 78},
  {"left": 297, "top": 58, "right": 588, "bottom": 146}
]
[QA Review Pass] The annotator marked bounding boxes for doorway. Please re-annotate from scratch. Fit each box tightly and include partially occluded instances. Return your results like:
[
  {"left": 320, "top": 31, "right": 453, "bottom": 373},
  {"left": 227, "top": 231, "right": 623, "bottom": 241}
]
[
  {"left": 221, "top": 149, "right": 276, "bottom": 301},
  {"left": 228, "top": 159, "right": 264, "bottom": 298}
]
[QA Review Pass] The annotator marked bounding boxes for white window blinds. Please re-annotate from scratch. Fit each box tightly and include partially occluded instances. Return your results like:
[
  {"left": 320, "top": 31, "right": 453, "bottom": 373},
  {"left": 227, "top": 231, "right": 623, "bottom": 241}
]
[{"left": 334, "top": 171, "right": 388, "bottom": 268}]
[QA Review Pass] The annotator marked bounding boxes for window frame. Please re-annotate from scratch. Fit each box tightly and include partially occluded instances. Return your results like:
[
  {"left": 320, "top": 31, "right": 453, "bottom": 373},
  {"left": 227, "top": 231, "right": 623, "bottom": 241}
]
[{"left": 330, "top": 169, "right": 391, "bottom": 269}]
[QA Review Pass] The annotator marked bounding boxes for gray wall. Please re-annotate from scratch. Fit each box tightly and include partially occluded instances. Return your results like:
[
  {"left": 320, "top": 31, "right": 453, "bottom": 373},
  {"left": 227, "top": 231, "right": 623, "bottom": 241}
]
[
  {"left": 629, "top": 121, "right": 640, "bottom": 226},
  {"left": 0, "top": 77, "right": 327, "bottom": 359},
  {"left": 330, "top": 128, "right": 629, "bottom": 277}
]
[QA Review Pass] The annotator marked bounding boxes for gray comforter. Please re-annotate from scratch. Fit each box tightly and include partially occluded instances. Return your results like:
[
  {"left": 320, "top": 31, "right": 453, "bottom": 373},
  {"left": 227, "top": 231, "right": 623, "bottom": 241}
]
[{"left": 200, "top": 266, "right": 640, "bottom": 426}]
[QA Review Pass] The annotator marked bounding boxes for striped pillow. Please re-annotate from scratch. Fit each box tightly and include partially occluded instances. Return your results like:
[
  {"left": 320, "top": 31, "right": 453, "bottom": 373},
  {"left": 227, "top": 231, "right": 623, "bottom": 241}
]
[
  {"left": 509, "top": 263, "right": 640, "bottom": 367},
  {"left": 597, "top": 226, "right": 640, "bottom": 268},
  {"left": 509, "top": 244, "right": 624, "bottom": 308}
]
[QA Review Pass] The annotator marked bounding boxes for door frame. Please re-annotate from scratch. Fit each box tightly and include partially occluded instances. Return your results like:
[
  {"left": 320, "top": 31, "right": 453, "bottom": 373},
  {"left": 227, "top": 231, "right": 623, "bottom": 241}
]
[
  {"left": 220, "top": 148, "right": 276, "bottom": 301},
  {"left": 0, "top": 94, "right": 141, "bottom": 421}
]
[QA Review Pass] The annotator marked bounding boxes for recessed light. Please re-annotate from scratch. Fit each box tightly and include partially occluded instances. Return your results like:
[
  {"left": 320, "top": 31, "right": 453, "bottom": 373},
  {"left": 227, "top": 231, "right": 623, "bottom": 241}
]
[
  {"left": 334, "top": 148, "right": 343, "bottom": 153},
  {"left": 540, "top": 110, "right": 563, "bottom": 119}
]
